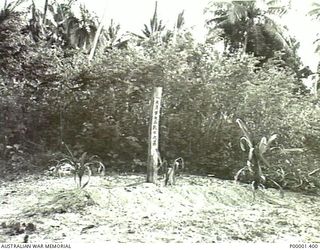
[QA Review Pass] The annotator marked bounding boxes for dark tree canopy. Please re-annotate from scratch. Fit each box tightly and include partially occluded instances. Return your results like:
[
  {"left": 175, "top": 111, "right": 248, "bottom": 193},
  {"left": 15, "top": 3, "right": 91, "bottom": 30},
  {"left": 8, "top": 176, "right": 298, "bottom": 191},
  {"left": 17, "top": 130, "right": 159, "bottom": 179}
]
[{"left": 206, "top": 0, "right": 301, "bottom": 72}]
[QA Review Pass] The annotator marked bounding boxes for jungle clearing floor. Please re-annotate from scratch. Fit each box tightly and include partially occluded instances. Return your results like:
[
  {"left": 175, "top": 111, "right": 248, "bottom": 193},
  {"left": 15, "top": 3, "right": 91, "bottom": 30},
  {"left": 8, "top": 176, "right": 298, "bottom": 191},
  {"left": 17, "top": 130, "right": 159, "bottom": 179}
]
[{"left": 0, "top": 174, "right": 319, "bottom": 243}]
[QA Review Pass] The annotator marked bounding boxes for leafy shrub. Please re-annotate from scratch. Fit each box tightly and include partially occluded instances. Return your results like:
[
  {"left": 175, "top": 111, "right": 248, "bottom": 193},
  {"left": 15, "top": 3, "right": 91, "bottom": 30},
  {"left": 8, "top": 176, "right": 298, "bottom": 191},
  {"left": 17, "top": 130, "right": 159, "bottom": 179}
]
[{"left": 2, "top": 10, "right": 320, "bottom": 194}]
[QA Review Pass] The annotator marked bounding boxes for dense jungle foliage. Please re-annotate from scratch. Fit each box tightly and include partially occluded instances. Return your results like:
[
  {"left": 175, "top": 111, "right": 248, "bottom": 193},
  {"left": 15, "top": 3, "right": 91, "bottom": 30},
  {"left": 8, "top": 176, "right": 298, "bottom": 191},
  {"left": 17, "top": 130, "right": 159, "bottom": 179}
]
[{"left": 1, "top": 0, "right": 320, "bottom": 194}]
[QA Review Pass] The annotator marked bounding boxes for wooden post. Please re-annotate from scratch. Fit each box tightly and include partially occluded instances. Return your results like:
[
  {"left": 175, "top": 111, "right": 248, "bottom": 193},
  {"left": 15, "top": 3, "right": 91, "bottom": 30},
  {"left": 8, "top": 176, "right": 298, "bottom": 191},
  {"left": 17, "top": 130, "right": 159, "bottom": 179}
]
[{"left": 147, "top": 87, "right": 163, "bottom": 183}]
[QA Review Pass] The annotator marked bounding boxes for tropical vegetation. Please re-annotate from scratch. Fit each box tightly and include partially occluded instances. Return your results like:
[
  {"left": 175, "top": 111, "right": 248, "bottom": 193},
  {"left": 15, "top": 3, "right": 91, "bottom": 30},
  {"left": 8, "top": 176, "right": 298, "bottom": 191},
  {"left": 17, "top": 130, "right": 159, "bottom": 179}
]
[{"left": 1, "top": 0, "right": 320, "bottom": 194}]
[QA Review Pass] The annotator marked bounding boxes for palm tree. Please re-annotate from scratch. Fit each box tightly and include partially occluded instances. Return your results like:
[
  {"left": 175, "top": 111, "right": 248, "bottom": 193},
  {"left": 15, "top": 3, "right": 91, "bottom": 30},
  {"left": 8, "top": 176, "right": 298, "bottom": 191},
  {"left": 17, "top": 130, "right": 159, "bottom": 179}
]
[
  {"left": 308, "top": 1, "right": 320, "bottom": 53},
  {"left": 206, "top": 0, "right": 292, "bottom": 59},
  {"left": 133, "top": 3, "right": 186, "bottom": 47},
  {"left": 102, "top": 19, "right": 121, "bottom": 48},
  {"left": 170, "top": 10, "right": 185, "bottom": 44},
  {"left": 141, "top": 1, "right": 165, "bottom": 39}
]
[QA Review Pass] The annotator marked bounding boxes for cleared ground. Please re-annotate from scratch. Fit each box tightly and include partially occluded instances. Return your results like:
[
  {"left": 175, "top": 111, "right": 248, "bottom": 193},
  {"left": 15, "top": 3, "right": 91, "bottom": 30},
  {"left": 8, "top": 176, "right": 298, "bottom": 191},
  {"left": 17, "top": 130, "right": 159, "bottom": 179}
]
[{"left": 0, "top": 174, "right": 319, "bottom": 243}]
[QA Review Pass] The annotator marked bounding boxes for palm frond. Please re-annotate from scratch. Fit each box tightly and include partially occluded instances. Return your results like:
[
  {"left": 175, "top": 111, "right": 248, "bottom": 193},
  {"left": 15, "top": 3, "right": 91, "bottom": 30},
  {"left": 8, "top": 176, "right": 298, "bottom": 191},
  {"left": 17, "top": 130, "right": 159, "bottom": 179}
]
[
  {"left": 176, "top": 10, "right": 185, "bottom": 29},
  {"left": 309, "top": 2, "right": 320, "bottom": 19},
  {"left": 266, "top": 0, "right": 289, "bottom": 16},
  {"left": 267, "top": 134, "right": 278, "bottom": 146},
  {"left": 234, "top": 166, "right": 247, "bottom": 182},
  {"left": 258, "top": 136, "right": 267, "bottom": 154},
  {"left": 80, "top": 165, "right": 91, "bottom": 189},
  {"left": 141, "top": 1, "right": 165, "bottom": 38},
  {"left": 259, "top": 152, "right": 272, "bottom": 168},
  {"left": 225, "top": 2, "right": 248, "bottom": 24},
  {"left": 207, "top": 0, "right": 292, "bottom": 56},
  {"left": 5, "top": 0, "right": 27, "bottom": 11},
  {"left": 258, "top": 134, "right": 277, "bottom": 154},
  {"left": 240, "top": 136, "right": 253, "bottom": 151},
  {"left": 248, "top": 147, "right": 254, "bottom": 162},
  {"left": 63, "top": 142, "right": 75, "bottom": 160},
  {"left": 150, "top": 1, "right": 158, "bottom": 32},
  {"left": 264, "top": 15, "right": 292, "bottom": 49},
  {"left": 107, "top": 20, "right": 120, "bottom": 41},
  {"left": 142, "top": 24, "right": 151, "bottom": 37},
  {"left": 80, "top": 152, "right": 87, "bottom": 167},
  {"left": 267, "top": 6, "right": 287, "bottom": 16},
  {"left": 236, "top": 118, "right": 253, "bottom": 147},
  {"left": 1, "top": 0, "right": 28, "bottom": 22},
  {"left": 269, "top": 178, "right": 284, "bottom": 197}
]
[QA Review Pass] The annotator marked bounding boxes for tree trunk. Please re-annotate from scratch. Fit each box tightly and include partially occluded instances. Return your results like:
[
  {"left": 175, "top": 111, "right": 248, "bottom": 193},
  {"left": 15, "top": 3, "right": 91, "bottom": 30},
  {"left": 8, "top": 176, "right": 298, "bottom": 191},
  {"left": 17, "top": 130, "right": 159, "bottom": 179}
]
[
  {"left": 243, "top": 30, "right": 248, "bottom": 56},
  {"left": 147, "top": 87, "right": 163, "bottom": 183},
  {"left": 88, "top": 5, "right": 107, "bottom": 61},
  {"left": 42, "top": 0, "right": 49, "bottom": 25}
]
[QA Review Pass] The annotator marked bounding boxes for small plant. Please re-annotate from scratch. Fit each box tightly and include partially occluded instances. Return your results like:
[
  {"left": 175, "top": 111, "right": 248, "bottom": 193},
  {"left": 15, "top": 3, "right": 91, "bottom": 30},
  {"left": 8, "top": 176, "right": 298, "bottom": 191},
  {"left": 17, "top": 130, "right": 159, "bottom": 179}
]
[
  {"left": 54, "top": 142, "right": 105, "bottom": 188},
  {"left": 164, "top": 157, "right": 184, "bottom": 186},
  {"left": 235, "top": 118, "right": 282, "bottom": 200}
]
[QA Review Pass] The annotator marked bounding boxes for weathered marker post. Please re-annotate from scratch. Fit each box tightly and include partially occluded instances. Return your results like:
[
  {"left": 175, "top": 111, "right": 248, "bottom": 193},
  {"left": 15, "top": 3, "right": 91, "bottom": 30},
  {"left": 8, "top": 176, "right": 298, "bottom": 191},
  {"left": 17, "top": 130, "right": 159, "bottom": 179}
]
[{"left": 147, "top": 87, "right": 163, "bottom": 183}]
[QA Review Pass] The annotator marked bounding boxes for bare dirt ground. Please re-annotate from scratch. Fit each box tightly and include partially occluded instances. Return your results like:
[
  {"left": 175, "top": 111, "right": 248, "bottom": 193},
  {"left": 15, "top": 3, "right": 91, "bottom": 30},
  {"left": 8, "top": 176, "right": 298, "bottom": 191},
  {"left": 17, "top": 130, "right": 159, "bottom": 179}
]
[{"left": 0, "top": 173, "right": 319, "bottom": 243}]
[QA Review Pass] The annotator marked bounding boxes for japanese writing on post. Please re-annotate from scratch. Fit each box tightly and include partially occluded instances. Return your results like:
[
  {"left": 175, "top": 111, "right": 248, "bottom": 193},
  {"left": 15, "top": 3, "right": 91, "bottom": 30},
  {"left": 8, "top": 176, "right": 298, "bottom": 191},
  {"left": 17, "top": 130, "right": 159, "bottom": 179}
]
[{"left": 150, "top": 88, "right": 162, "bottom": 153}]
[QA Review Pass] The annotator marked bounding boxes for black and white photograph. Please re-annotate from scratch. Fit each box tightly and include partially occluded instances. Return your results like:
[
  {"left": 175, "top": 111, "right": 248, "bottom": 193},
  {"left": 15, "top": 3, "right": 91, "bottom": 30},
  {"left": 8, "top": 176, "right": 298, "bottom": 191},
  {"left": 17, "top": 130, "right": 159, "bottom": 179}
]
[{"left": 0, "top": 0, "right": 320, "bottom": 246}]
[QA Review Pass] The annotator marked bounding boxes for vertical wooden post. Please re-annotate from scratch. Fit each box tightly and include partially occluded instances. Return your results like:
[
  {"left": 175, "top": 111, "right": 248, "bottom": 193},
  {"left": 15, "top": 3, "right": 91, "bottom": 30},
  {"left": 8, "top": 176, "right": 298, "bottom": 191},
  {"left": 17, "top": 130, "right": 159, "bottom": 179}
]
[{"left": 147, "top": 87, "right": 163, "bottom": 183}]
